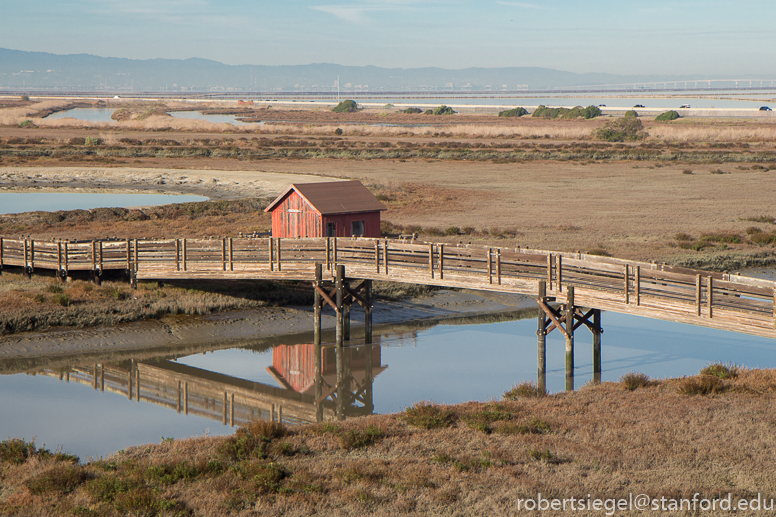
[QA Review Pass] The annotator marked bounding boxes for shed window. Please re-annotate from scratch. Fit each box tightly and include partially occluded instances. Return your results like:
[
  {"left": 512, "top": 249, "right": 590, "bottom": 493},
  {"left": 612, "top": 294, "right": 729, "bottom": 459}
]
[
  {"left": 351, "top": 221, "right": 365, "bottom": 236},
  {"left": 326, "top": 223, "right": 336, "bottom": 237}
]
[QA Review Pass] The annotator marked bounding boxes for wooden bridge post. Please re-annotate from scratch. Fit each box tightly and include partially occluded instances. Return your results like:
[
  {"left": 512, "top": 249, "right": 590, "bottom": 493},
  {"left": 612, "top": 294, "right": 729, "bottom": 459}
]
[
  {"left": 314, "top": 264, "right": 322, "bottom": 347},
  {"left": 336, "top": 265, "right": 345, "bottom": 348},
  {"left": 335, "top": 343, "right": 345, "bottom": 421},
  {"left": 343, "top": 279, "right": 351, "bottom": 342},
  {"left": 565, "top": 286, "right": 575, "bottom": 391},
  {"left": 592, "top": 309, "right": 602, "bottom": 383},
  {"left": 537, "top": 281, "right": 547, "bottom": 393},
  {"left": 364, "top": 280, "right": 373, "bottom": 345},
  {"left": 314, "top": 339, "right": 323, "bottom": 423}
]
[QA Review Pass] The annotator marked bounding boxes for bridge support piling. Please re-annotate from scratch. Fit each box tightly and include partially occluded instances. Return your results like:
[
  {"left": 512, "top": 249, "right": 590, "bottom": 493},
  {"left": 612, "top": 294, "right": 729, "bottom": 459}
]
[
  {"left": 565, "top": 286, "right": 575, "bottom": 392},
  {"left": 336, "top": 265, "right": 345, "bottom": 348},
  {"left": 314, "top": 264, "right": 322, "bottom": 347},
  {"left": 343, "top": 279, "right": 351, "bottom": 342},
  {"left": 592, "top": 309, "right": 602, "bottom": 383},
  {"left": 364, "top": 280, "right": 373, "bottom": 345},
  {"left": 537, "top": 281, "right": 547, "bottom": 393}
]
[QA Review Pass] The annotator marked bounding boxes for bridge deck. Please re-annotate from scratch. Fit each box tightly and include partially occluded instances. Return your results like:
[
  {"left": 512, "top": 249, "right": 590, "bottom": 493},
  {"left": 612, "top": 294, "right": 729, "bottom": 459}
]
[{"left": 2, "top": 236, "right": 775, "bottom": 339}]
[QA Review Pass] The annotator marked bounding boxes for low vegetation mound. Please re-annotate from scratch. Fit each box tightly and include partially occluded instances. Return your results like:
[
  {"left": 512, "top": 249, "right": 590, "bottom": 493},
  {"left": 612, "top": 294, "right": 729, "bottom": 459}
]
[
  {"left": 498, "top": 107, "right": 528, "bottom": 118},
  {"left": 402, "top": 107, "right": 423, "bottom": 114},
  {"left": 432, "top": 105, "right": 456, "bottom": 115},
  {"left": 594, "top": 117, "right": 649, "bottom": 141},
  {"left": 332, "top": 100, "right": 358, "bottom": 113},
  {"left": 532, "top": 105, "right": 601, "bottom": 119},
  {"left": 655, "top": 110, "right": 680, "bottom": 121}
]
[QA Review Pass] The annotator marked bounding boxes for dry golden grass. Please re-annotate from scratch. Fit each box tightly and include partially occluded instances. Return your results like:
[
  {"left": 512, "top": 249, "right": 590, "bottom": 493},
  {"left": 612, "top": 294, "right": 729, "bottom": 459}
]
[{"left": 3, "top": 369, "right": 776, "bottom": 515}]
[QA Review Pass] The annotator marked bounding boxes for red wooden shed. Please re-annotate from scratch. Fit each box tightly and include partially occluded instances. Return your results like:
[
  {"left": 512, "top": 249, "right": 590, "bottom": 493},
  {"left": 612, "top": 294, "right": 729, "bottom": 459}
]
[{"left": 264, "top": 180, "right": 386, "bottom": 238}]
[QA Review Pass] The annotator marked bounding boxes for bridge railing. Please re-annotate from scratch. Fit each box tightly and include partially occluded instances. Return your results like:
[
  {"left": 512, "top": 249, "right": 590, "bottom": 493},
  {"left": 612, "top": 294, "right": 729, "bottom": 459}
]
[{"left": 1, "top": 236, "right": 774, "bottom": 329}]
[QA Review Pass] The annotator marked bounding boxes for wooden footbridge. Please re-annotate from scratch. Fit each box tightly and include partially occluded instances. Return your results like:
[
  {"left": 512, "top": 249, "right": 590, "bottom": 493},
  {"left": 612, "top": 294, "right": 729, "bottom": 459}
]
[{"left": 2, "top": 236, "right": 775, "bottom": 390}]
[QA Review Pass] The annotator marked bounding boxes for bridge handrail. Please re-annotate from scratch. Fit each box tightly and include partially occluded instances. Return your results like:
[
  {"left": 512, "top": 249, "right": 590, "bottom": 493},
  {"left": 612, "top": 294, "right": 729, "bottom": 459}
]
[{"left": 1, "top": 236, "right": 774, "bottom": 324}]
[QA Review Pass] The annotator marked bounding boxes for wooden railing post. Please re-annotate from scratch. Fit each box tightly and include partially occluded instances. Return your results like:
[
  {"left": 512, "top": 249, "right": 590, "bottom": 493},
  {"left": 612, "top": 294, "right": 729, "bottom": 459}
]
[
  {"left": 547, "top": 253, "right": 552, "bottom": 290},
  {"left": 268, "top": 237, "right": 274, "bottom": 271},
  {"left": 0, "top": 237, "right": 3, "bottom": 275},
  {"left": 624, "top": 264, "right": 629, "bottom": 304},
  {"left": 383, "top": 240, "right": 389, "bottom": 275},
  {"left": 496, "top": 248, "right": 501, "bottom": 285},
  {"left": 487, "top": 248, "right": 492, "bottom": 284},
  {"left": 429, "top": 242, "right": 434, "bottom": 279},
  {"left": 276, "top": 238, "right": 282, "bottom": 271},
  {"left": 57, "top": 242, "right": 63, "bottom": 276},
  {"left": 30, "top": 239, "right": 35, "bottom": 272},
  {"left": 696, "top": 275, "right": 702, "bottom": 317},
  {"left": 175, "top": 239, "right": 180, "bottom": 271},
  {"left": 182, "top": 239, "right": 187, "bottom": 272},
  {"left": 133, "top": 239, "right": 138, "bottom": 274},
  {"left": 229, "top": 237, "right": 234, "bottom": 272},
  {"left": 635, "top": 265, "right": 640, "bottom": 306},
  {"left": 439, "top": 244, "right": 444, "bottom": 280},
  {"left": 707, "top": 276, "right": 713, "bottom": 318},
  {"left": 222, "top": 238, "right": 227, "bottom": 271},
  {"left": 557, "top": 254, "right": 563, "bottom": 293},
  {"left": 98, "top": 241, "right": 103, "bottom": 272},
  {"left": 374, "top": 240, "right": 380, "bottom": 273}
]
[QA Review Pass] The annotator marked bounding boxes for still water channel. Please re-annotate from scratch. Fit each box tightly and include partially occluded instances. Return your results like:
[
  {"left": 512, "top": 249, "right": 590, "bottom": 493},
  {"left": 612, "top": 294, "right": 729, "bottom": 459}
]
[
  {"left": 1, "top": 309, "right": 775, "bottom": 460},
  {"left": 0, "top": 192, "right": 208, "bottom": 215}
]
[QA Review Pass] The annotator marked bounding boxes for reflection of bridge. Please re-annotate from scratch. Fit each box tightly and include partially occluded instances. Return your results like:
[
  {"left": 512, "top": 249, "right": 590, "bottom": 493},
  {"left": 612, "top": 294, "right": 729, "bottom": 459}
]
[
  {"left": 2, "top": 236, "right": 775, "bottom": 390},
  {"left": 37, "top": 341, "right": 384, "bottom": 427}
]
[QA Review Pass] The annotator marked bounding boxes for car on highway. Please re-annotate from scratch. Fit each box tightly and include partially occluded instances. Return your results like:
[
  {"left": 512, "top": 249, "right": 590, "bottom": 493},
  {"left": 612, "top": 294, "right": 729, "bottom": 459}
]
[
  {"left": 633, "top": 104, "right": 645, "bottom": 108},
  {"left": 680, "top": 104, "right": 690, "bottom": 108},
  {"left": 760, "top": 106, "right": 772, "bottom": 111}
]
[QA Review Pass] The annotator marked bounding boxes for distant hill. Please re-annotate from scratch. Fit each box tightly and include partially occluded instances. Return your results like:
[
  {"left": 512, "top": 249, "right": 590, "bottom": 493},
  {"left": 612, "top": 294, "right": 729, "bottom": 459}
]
[{"left": 0, "top": 48, "right": 683, "bottom": 93}]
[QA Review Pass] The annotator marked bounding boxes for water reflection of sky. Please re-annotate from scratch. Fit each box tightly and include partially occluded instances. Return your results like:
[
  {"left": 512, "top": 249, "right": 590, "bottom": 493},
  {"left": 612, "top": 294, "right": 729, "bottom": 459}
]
[
  {"left": 0, "top": 192, "right": 208, "bottom": 215},
  {"left": 1, "top": 308, "right": 775, "bottom": 460}
]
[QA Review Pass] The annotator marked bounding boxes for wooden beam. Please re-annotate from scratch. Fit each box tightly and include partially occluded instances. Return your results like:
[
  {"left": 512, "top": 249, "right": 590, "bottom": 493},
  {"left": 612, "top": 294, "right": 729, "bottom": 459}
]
[
  {"left": 314, "top": 284, "right": 338, "bottom": 313},
  {"left": 708, "top": 276, "right": 713, "bottom": 319},
  {"left": 624, "top": 264, "right": 629, "bottom": 304},
  {"left": 429, "top": 242, "right": 434, "bottom": 279},
  {"left": 557, "top": 254, "right": 563, "bottom": 293},
  {"left": 635, "top": 265, "right": 641, "bottom": 306},
  {"left": 536, "top": 298, "right": 570, "bottom": 339}
]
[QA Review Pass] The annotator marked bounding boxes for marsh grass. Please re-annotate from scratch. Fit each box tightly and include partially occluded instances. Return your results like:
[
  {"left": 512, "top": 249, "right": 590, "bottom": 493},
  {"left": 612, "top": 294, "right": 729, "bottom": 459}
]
[{"left": 6, "top": 372, "right": 776, "bottom": 515}]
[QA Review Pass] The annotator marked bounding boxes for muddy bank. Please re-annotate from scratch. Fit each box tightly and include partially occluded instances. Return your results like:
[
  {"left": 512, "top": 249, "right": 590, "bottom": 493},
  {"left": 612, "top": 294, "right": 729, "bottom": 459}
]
[{"left": 0, "top": 289, "right": 534, "bottom": 365}]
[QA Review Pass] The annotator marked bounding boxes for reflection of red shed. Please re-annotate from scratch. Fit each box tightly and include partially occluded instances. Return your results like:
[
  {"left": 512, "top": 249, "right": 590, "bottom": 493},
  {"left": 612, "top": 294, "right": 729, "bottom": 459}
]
[{"left": 264, "top": 180, "right": 386, "bottom": 238}]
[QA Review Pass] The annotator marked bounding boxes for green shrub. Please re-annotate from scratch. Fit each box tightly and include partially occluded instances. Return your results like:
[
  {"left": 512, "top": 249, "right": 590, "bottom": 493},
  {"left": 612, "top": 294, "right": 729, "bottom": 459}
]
[
  {"left": 750, "top": 232, "right": 776, "bottom": 245},
  {"left": 620, "top": 372, "right": 651, "bottom": 391},
  {"left": 700, "top": 363, "right": 739, "bottom": 379},
  {"left": 444, "top": 226, "right": 460, "bottom": 236},
  {"left": 531, "top": 105, "right": 601, "bottom": 120},
  {"left": 332, "top": 100, "right": 358, "bottom": 113},
  {"left": 624, "top": 110, "right": 639, "bottom": 118},
  {"left": 498, "top": 107, "right": 528, "bottom": 118},
  {"left": 402, "top": 107, "right": 423, "bottom": 114},
  {"left": 595, "top": 117, "right": 648, "bottom": 142},
  {"left": 84, "top": 136, "right": 103, "bottom": 146},
  {"left": 53, "top": 292, "right": 72, "bottom": 307},
  {"left": 403, "top": 402, "right": 455, "bottom": 429},
  {"left": 19, "top": 119, "right": 35, "bottom": 128},
  {"left": 0, "top": 438, "right": 39, "bottom": 464},
  {"left": 424, "top": 109, "right": 434, "bottom": 115},
  {"left": 433, "top": 105, "right": 456, "bottom": 115},
  {"left": 503, "top": 381, "right": 545, "bottom": 399},
  {"left": 334, "top": 127, "right": 343, "bottom": 135},
  {"left": 655, "top": 110, "right": 680, "bottom": 121},
  {"left": 20, "top": 95, "right": 30, "bottom": 101}
]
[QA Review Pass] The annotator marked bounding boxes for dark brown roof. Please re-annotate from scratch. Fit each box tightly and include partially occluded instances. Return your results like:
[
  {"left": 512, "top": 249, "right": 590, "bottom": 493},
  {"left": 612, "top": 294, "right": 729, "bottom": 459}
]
[{"left": 264, "top": 180, "right": 386, "bottom": 215}]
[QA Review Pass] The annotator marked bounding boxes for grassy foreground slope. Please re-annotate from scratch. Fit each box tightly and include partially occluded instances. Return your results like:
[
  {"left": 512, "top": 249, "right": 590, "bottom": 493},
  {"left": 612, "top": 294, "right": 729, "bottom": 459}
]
[{"left": 1, "top": 367, "right": 775, "bottom": 516}]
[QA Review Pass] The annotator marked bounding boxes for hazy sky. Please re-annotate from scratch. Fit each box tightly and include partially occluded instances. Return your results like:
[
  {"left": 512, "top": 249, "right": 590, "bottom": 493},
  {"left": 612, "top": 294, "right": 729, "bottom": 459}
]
[{"left": 2, "top": 0, "right": 774, "bottom": 76}]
